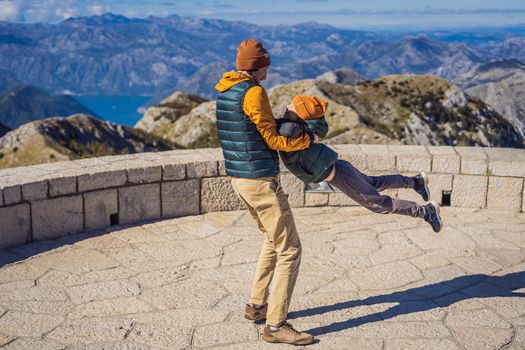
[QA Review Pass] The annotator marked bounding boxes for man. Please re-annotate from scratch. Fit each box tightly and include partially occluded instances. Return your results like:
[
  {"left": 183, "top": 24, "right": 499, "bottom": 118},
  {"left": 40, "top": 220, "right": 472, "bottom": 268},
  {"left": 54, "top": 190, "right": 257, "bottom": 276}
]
[{"left": 215, "top": 38, "right": 316, "bottom": 345}]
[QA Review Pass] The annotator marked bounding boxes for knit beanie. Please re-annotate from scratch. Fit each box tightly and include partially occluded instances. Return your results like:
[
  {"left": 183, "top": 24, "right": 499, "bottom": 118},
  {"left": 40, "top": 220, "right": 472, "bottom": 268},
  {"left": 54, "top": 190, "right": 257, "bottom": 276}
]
[
  {"left": 236, "top": 38, "right": 271, "bottom": 71},
  {"left": 292, "top": 95, "right": 329, "bottom": 120}
]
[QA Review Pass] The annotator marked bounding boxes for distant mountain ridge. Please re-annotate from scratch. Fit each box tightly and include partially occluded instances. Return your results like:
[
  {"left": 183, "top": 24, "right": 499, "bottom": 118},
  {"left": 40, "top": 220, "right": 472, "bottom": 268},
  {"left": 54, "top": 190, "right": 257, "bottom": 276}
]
[
  {"left": 0, "top": 114, "right": 174, "bottom": 168},
  {"left": 1, "top": 13, "right": 524, "bottom": 98},
  {"left": 0, "top": 85, "right": 97, "bottom": 129},
  {"left": 454, "top": 59, "right": 525, "bottom": 136}
]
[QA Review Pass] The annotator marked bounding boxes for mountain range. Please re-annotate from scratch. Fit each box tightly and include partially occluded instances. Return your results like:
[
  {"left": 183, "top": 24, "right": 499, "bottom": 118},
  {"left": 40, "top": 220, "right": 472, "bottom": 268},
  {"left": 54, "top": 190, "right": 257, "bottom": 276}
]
[{"left": 1, "top": 13, "right": 524, "bottom": 99}]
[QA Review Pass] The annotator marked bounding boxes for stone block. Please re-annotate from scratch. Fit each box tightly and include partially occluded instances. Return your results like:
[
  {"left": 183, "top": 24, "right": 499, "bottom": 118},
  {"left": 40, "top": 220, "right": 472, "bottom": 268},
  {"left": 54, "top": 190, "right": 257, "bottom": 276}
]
[
  {"left": 523, "top": 180, "right": 525, "bottom": 213},
  {"left": 127, "top": 165, "right": 162, "bottom": 184},
  {"left": 279, "top": 174, "right": 305, "bottom": 207},
  {"left": 388, "top": 145, "right": 431, "bottom": 173},
  {"left": 162, "top": 163, "right": 186, "bottom": 181},
  {"left": 333, "top": 144, "right": 367, "bottom": 170},
  {"left": 78, "top": 170, "right": 127, "bottom": 192},
  {"left": 485, "top": 147, "right": 525, "bottom": 177},
  {"left": 428, "top": 174, "right": 453, "bottom": 205},
  {"left": 455, "top": 146, "right": 488, "bottom": 175},
  {"left": 218, "top": 160, "right": 227, "bottom": 176},
  {"left": 186, "top": 161, "right": 218, "bottom": 178},
  {"left": 451, "top": 175, "right": 487, "bottom": 208},
  {"left": 487, "top": 176, "right": 523, "bottom": 212},
  {"left": 32, "top": 195, "right": 83, "bottom": 240},
  {"left": 427, "top": 146, "right": 460, "bottom": 174},
  {"left": 21, "top": 180, "right": 48, "bottom": 201},
  {"left": 329, "top": 192, "right": 358, "bottom": 206},
  {"left": 305, "top": 193, "right": 329, "bottom": 206},
  {"left": 2, "top": 185, "right": 21, "bottom": 205},
  {"left": 201, "top": 177, "right": 244, "bottom": 213},
  {"left": 360, "top": 144, "right": 395, "bottom": 171},
  {"left": 0, "top": 204, "right": 31, "bottom": 249},
  {"left": 49, "top": 176, "right": 77, "bottom": 197},
  {"left": 84, "top": 189, "right": 118, "bottom": 231},
  {"left": 0, "top": 189, "right": 3, "bottom": 207},
  {"left": 162, "top": 180, "right": 200, "bottom": 218},
  {"left": 119, "top": 184, "right": 161, "bottom": 225}
]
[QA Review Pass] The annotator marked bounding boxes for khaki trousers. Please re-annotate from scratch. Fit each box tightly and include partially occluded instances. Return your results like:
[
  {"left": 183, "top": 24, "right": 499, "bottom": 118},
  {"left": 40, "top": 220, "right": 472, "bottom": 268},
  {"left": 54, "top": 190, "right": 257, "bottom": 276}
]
[{"left": 230, "top": 176, "right": 302, "bottom": 326}]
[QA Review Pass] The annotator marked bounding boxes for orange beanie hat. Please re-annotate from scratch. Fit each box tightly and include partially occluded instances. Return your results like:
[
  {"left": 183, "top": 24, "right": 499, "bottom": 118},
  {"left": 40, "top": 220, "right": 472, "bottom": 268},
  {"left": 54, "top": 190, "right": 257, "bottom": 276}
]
[
  {"left": 236, "top": 38, "right": 270, "bottom": 71},
  {"left": 292, "top": 95, "right": 329, "bottom": 120}
]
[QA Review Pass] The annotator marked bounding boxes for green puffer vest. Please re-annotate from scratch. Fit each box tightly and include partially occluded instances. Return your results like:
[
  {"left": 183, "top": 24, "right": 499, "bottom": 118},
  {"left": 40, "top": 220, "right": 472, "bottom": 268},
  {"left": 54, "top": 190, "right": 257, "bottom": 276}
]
[
  {"left": 216, "top": 80, "right": 279, "bottom": 178},
  {"left": 279, "top": 118, "right": 338, "bottom": 184}
]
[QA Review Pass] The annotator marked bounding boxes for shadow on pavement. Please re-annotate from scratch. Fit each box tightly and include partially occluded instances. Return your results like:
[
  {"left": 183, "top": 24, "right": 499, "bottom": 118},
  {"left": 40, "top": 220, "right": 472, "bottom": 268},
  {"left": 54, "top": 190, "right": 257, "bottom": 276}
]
[{"left": 288, "top": 272, "right": 525, "bottom": 336}]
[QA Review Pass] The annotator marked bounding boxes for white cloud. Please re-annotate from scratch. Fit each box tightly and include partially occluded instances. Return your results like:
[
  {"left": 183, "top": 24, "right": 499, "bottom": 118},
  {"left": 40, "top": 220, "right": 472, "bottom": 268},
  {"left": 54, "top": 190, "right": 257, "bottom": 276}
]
[
  {"left": 89, "top": 3, "right": 111, "bottom": 16},
  {"left": 0, "top": 0, "right": 24, "bottom": 21}
]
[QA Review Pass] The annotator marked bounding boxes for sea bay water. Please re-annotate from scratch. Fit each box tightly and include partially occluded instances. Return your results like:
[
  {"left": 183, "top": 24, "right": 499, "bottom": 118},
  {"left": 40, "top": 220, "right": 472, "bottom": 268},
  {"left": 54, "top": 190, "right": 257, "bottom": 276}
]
[{"left": 75, "top": 95, "right": 153, "bottom": 127}]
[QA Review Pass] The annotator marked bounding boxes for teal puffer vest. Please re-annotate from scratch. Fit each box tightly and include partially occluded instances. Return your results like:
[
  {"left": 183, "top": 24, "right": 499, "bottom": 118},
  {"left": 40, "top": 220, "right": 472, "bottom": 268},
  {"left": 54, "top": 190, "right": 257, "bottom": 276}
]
[{"left": 216, "top": 80, "right": 279, "bottom": 178}]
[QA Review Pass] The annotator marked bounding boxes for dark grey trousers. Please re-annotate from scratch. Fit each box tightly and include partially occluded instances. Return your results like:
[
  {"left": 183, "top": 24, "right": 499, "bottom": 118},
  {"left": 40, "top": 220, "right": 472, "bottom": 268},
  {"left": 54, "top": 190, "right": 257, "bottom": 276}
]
[{"left": 327, "top": 159, "right": 426, "bottom": 218}]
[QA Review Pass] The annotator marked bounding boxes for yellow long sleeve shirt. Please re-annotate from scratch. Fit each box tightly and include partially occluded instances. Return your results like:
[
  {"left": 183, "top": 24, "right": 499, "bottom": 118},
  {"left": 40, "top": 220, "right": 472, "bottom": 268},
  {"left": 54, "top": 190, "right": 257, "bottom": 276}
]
[{"left": 215, "top": 72, "right": 311, "bottom": 152}]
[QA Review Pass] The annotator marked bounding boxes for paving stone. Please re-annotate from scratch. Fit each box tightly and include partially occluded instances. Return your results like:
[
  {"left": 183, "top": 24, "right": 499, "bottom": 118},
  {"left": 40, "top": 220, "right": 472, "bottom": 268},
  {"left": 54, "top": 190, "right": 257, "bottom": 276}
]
[
  {"left": 450, "top": 256, "right": 502, "bottom": 274},
  {"left": 66, "top": 280, "right": 140, "bottom": 304},
  {"left": 78, "top": 170, "right": 127, "bottom": 192},
  {"left": 35, "top": 248, "right": 120, "bottom": 274},
  {"left": 141, "top": 277, "right": 228, "bottom": 310},
  {"left": 0, "top": 334, "right": 16, "bottom": 348},
  {"left": 386, "top": 338, "right": 461, "bottom": 350},
  {"left": 0, "top": 310, "right": 65, "bottom": 337},
  {"left": 451, "top": 175, "right": 487, "bottom": 208},
  {"left": 84, "top": 189, "right": 118, "bottom": 231},
  {"left": 21, "top": 180, "right": 48, "bottom": 201},
  {"left": 427, "top": 146, "right": 461, "bottom": 174},
  {"left": 2, "top": 185, "right": 21, "bottom": 205},
  {"left": 329, "top": 192, "right": 358, "bottom": 206},
  {"left": 0, "top": 260, "right": 49, "bottom": 284},
  {"left": 46, "top": 317, "right": 133, "bottom": 346},
  {"left": 487, "top": 176, "right": 523, "bottom": 211},
  {"left": 119, "top": 183, "right": 161, "bottom": 225},
  {"left": 48, "top": 176, "right": 77, "bottom": 197},
  {"left": 446, "top": 309, "right": 512, "bottom": 329},
  {"left": 0, "top": 338, "right": 67, "bottom": 350},
  {"left": 451, "top": 327, "right": 514, "bottom": 350},
  {"left": 0, "top": 300, "right": 73, "bottom": 315},
  {"left": 125, "top": 323, "right": 192, "bottom": 349},
  {"left": 340, "top": 321, "right": 451, "bottom": 339},
  {"left": 201, "top": 177, "right": 244, "bottom": 212},
  {"left": 68, "top": 296, "right": 154, "bottom": 319},
  {"left": 161, "top": 179, "right": 200, "bottom": 218},
  {"left": 193, "top": 323, "right": 258, "bottom": 348},
  {"left": 455, "top": 146, "right": 488, "bottom": 175},
  {"left": 32, "top": 195, "right": 83, "bottom": 240},
  {"left": 0, "top": 279, "right": 34, "bottom": 291},
  {"left": 0, "top": 203, "right": 31, "bottom": 250},
  {"left": 347, "top": 261, "right": 422, "bottom": 290}
]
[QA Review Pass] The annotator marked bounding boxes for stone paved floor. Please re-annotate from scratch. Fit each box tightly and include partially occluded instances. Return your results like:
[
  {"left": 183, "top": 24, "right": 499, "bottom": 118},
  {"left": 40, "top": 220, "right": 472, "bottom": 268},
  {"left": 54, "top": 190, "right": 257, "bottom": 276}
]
[{"left": 0, "top": 207, "right": 524, "bottom": 350}]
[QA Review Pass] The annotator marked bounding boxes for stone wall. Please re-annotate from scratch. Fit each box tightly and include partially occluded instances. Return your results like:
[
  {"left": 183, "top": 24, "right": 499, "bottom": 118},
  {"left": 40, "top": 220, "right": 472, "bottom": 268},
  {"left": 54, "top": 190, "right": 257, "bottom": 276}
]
[{"left": 1, "top": 145, "right": 524, "bottom": 250}]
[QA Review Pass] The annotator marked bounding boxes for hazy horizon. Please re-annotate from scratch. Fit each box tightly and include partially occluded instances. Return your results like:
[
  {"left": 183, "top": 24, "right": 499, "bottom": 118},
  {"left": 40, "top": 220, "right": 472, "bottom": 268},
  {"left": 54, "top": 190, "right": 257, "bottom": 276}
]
[{"left": 2, "top": 0, "right": 525, "bottom": 31}]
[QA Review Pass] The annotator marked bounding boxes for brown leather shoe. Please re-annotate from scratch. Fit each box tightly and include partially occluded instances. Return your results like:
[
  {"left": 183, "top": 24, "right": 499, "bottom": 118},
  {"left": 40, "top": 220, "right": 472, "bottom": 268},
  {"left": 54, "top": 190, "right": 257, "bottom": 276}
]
[
  {"left": 244, "top": 303, "right": 267, "bottom": 321},
  {"left": 262, "top": 322, "right": 315, "bottom": 345}
]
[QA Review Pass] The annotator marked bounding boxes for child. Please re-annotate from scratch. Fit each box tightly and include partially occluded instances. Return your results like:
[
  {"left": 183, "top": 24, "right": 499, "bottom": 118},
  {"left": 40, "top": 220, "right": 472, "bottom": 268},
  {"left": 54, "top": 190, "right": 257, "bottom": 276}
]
[{"left": 276, "top": 95, "right": 443, "bottom": 232}]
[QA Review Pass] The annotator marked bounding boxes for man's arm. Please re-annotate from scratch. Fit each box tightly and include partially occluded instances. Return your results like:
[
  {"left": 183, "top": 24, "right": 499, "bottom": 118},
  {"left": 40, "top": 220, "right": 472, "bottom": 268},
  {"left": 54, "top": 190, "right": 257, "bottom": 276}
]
[{"left": 243, "top": 86, "right": 312, "bottom": 152}]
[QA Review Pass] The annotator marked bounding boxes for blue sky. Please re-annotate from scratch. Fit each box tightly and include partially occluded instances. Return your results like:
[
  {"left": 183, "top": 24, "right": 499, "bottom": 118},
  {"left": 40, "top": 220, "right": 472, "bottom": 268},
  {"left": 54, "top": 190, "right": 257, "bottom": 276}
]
[{"left": 1, "top": 0, "right": 525, "bottom": 29}]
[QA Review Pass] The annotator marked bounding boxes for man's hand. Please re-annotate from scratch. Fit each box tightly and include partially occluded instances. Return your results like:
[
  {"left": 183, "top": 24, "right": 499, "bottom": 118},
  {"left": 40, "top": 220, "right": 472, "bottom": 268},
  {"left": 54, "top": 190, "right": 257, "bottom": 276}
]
[{"left": 314, "top": 133, "right": 320, "bottom": 143}]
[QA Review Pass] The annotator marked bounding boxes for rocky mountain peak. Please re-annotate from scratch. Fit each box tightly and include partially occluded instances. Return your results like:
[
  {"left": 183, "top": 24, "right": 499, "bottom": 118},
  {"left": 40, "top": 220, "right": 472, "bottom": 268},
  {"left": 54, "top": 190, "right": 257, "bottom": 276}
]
[{"left": 316, "top": 68, "right": 366, "bottom": 85}]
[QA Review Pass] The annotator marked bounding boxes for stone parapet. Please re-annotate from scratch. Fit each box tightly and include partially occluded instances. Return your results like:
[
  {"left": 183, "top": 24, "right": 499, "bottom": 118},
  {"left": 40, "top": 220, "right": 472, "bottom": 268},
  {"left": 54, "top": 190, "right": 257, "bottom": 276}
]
[{"left": 1, "top": 145, "right": 524, "bottom": 250}]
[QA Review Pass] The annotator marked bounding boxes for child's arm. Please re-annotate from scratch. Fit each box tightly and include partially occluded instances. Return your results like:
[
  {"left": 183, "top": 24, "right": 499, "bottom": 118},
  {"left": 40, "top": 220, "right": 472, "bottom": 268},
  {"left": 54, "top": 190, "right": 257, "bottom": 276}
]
[
  {"left": 305, "top": 116, "right": 329, "bottom": 138},
  {"left": 276, "top": 118, "right": 308, "bottom": 139}
]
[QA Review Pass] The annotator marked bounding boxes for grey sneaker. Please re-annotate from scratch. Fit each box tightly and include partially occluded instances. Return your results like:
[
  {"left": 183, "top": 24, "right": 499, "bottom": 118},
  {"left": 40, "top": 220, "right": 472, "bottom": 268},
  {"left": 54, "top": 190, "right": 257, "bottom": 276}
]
[
  {"left": 414, "top": 172, "right": 430, "bottom": 201},
  {"left": 424, "top": 200, "right": 443, "bottom": 233}
]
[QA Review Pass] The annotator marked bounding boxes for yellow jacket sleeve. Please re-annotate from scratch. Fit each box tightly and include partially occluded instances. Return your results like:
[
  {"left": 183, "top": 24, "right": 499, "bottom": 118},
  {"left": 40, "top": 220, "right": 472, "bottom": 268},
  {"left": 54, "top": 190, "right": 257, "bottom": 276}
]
[{"left": 243, "top": 86, "right": 311, "bottom": 152}]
